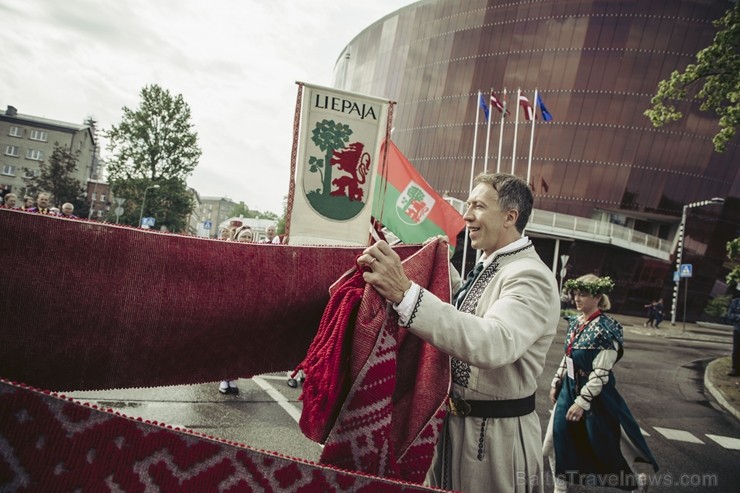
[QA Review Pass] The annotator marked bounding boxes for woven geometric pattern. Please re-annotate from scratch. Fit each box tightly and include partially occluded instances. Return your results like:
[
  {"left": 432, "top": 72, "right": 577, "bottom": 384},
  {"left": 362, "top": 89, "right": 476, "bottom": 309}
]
[
  {"left": 0, "top": 379, "right": 446, "bottom": 492},
  {"left": 0, "top": 211, "right": 454, "bottom": 491},
  {"left": 300, "top": 242, "right": 452, "bottom": 483}
]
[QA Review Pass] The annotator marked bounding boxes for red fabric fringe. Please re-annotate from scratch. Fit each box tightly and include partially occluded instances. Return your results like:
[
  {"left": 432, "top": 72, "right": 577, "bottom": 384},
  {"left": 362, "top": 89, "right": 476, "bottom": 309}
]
[{"left": 296, "top": 242, "right": 452, "bottom": 483}]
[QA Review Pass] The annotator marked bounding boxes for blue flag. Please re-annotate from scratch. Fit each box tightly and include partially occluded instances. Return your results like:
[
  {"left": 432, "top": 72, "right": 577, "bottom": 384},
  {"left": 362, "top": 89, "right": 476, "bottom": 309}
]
[
  {"left": 537, "top": 94, "right": 553, "bottom": 121},
  {"left": 479, "top": 93, "right": 489, "bottom": 121}
]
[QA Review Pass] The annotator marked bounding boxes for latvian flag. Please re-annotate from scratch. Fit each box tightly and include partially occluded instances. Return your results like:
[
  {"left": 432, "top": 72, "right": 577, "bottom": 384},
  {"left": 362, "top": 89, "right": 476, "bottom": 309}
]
[
  {"left": 519, "top": 94, "right": 534, "bottom": 121},
  {"left": 490, "top": 91, "right": 509, "bottom": 115}
]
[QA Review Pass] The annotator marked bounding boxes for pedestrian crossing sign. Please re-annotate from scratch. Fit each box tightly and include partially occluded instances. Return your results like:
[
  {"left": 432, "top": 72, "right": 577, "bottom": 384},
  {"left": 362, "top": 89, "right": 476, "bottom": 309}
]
[{"left": 679, "top": 264, "right": 693, "bottom": 278}]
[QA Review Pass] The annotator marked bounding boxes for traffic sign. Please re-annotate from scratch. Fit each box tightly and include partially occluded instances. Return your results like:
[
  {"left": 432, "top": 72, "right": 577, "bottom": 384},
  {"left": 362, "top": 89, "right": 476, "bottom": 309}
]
[
  {"left": 679, "top": 264, "right": 693, "bottom": 278},
  {"left": 673, "top": 271, "right": 680, "bottom": 282},
  {"left": 141, "top": 217, "right": 156, "bottom": 227},
  {"left": 114, "top": 206, "right": 124, "bottom": 216},
  {"left": 114, "top": 197, "right": 126, "bottom": 206},
  {"left": 203, "top": 220, "right": 212, "bottom": 230}
]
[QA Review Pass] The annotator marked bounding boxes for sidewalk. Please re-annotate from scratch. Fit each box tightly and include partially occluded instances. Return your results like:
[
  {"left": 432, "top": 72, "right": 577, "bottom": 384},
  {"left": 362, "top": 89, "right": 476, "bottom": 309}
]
[{"left": 613, "top": 313, "right": 739, "bottom": 421}]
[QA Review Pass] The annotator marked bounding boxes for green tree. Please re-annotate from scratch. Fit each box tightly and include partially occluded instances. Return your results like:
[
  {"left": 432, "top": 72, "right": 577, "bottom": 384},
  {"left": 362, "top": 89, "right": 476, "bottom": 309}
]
[
  {"left": 400, "top": 185, "right": 425, "bottom": 210},
  {"left": 704, "top": 294, "right": 732, "bottom": 317},
  {"left": 310, "top": 119, "right": 352, "bottom": 195},
  {"left": 23, "top": 143, "right": 88, "bottom": 216},
  {"left": 727, "top": 237, "right": 740, "bottom": 285},
  {"left": 104, "top": 84, "right": 201, "bottom": 231},
  {"left": 231, "top": 201, "right": 251, "bottom": 218},
  {"left": 644, "top": 2, "right": 740, "bottom": 152}
]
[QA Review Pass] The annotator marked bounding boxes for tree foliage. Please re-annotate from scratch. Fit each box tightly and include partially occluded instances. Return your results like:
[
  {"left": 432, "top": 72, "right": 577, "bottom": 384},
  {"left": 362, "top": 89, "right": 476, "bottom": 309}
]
[
  {"left": 310, "top": 120, "right": 352, "bottom": 195},
  {"left": 108, "top": 178, "right": 193, "bottom": 232},
  {"left": 727, "top": 237, "right": 740, "bottom": 285},
  {"left": 23, "top": 143, "right": 88, "bottom": 216},
  {"left": 645, "top": 2, "right": 740, "bottom": 152},
  {"left": 230, "top": 201, "right": 278, "bottom": 220},
  {"left": 104, "top": 84, "right": 201, "bottom": 231}
]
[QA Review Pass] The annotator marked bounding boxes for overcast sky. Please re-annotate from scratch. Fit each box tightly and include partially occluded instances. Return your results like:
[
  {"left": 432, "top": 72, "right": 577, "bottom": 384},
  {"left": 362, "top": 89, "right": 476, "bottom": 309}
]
[{"left": 0, "top": 0, "right": 415, "bottom": 214}]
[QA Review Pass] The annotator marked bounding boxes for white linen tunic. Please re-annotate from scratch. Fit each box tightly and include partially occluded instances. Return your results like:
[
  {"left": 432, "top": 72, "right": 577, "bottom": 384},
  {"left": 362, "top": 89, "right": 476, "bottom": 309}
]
[{"left": 401, "top": 241, "right": 560, "bottom": 493}]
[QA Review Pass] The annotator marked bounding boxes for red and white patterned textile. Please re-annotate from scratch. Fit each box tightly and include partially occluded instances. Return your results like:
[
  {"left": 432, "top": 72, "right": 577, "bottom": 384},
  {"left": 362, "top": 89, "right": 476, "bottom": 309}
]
[
  {"left": 0, "top": 210, "right": 453, "bottom": 491},
  {"left": 298, "top": 242, "right": 452, "bottom": 483},
  {"left": 0, "top": 379, "right": 445, "bottom": 492}
]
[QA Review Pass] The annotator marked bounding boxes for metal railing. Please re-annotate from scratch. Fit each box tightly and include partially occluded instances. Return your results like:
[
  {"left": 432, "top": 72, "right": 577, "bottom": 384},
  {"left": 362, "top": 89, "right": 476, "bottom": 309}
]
[{"left": 527, "top": 209, "right": 671, "bottom": 260}]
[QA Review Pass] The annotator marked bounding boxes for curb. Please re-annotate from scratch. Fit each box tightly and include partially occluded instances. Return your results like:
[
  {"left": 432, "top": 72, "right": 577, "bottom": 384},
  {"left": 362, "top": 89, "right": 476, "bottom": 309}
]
[{"left": 704, "top": 359, "right": 740, "bottom": 422}]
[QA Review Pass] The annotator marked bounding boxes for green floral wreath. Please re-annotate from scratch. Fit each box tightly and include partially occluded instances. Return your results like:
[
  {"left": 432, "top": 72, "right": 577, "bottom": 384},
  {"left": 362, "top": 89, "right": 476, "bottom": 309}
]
[{"left": 564, "top": 276, "right": 615, "bottom": 295}]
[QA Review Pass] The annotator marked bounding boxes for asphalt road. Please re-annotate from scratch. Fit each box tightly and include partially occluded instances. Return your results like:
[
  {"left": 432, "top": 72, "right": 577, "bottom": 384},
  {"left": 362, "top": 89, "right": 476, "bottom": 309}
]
[{"left": 68, "top": 320, "right": 740, "bottom": 492}]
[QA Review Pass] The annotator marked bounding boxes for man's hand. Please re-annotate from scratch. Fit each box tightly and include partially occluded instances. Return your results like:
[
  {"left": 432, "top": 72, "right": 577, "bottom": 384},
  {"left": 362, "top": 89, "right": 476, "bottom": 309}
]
[
  {"left": 358, "top": 240, "right": 413, "bottom": 304},
  {"left": 549, "top": 386, "right": 559, "bottom": 405}
]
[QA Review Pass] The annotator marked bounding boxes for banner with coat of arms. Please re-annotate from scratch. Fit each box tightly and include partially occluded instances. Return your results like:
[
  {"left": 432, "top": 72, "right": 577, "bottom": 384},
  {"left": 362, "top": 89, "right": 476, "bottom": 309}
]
[{"left": 287, "top": 83, "right": 391, "bottom": 246}]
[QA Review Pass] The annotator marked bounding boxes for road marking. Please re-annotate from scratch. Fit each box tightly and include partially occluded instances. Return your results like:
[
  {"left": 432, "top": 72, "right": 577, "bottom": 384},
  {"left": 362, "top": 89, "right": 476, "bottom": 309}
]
[
  {"left": 653, "top": 427, "right": 704, "bottom": 444},
  {"left": 252, "top": 376, "right": 302, "bottom": 423},
  {"left": 706, "top": 434, "right": 740, "bottom": 450},
  {"left": 640, "top": 428, "right": 650, "bottom": 436}
]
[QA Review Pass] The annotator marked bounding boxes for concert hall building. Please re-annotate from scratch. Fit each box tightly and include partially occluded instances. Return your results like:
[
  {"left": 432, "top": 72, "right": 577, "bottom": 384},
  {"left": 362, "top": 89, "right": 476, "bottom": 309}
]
[{"left": 332, "top": 0, "right": 740, "bottom": 319}]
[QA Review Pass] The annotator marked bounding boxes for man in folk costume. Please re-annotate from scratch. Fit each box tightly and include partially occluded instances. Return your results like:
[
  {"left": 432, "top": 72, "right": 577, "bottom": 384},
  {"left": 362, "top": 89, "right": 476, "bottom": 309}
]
[{"left": 359, "top": 173, "right": 560, "bottom": 493}]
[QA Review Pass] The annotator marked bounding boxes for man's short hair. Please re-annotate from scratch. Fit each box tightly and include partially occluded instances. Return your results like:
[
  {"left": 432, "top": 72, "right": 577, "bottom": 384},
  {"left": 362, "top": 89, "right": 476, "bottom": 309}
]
[{"left": 473, "top": 173, "right": 533, "bottom": 232}]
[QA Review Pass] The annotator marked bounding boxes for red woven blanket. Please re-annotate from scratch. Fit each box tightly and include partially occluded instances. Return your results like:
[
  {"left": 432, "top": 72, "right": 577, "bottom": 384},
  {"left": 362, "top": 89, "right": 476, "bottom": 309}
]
[
  {"left": 296, "top": 242, "right": 451, "bottom": 483},
  {"left": 0, "top": 210, "right": 451, "bottom": 491},
  {"left": 0, "top": 379, "right": 443, "bottom": 492},
  {"left": 0, "top": 209, "right": 418, "bottom": 391}
]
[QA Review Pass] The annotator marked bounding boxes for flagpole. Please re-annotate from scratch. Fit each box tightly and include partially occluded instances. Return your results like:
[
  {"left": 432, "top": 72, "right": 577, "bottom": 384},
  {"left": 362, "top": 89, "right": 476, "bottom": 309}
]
[
  {"left": 526, "top": 88, "right": 538, "bottom": 188},
  {"left": 483, "top": 88, "right": 493, "bottom": 173},
  {"left": 511, "top": 88, "right": 521, "bottom": 175},
  {"left": 496, "top": 87, "right": 507, "bottom": 173},
  {"left": 461, "top": 90, "right": 482, "bottom": 278}
]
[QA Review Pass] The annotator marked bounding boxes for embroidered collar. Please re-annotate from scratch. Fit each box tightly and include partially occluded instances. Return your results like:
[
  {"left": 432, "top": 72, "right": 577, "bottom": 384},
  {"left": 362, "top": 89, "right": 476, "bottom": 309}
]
[{"left": 479, "top": 236, "right": 529, "bottom": 269}]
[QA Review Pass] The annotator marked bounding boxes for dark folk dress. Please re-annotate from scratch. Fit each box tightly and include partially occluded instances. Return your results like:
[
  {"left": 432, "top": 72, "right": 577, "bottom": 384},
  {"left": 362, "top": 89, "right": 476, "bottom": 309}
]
[{"left": 553, "top": 314, "right": 658, "bottom": 490}]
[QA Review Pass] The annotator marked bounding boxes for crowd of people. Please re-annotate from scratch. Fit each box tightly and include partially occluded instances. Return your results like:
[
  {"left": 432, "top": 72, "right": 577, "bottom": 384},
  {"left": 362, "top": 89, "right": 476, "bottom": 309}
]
[{"left": 0, "top": 192, "right": 79, "bottom": 218}]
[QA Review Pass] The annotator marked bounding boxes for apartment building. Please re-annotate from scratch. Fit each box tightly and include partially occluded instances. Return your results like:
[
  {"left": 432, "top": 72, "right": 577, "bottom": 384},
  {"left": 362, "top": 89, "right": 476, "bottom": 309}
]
[{"left": 0, "top": 105, "right": 96, "bottom": 202}]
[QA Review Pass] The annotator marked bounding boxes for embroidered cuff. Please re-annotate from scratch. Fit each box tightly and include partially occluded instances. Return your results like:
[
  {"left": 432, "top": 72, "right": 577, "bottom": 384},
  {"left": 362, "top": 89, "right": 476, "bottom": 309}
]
[{"left": 394, "top": 282, "right": 421, "bottom": 326}]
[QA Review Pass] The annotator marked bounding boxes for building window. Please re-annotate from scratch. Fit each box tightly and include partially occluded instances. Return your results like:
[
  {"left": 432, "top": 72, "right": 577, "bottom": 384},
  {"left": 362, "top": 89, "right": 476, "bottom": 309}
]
[
  {"left": 29, "top": 130, "right": 48, "bottom": 142},
  {"left": 23, "top": 168, "right": 38, "bottom": 178},
  {"left": 91, "top": 192, "right": 97, "bottom": 201},
  {"left": 96, "top": 210, "right": 103, "bottom": 218},
  {"left": 4, "top": 145, "right": 20, "bottom": 157},
  {"left": 1, "top": 164, "right": 16, "bottom": 176},
  {"left": 26, "top": 149, "right": 44, "bottom": 161},
  {"left": 8, "top": 126, "right": 22, "bottom": 138},
  {"left": 100, "top": 194, "right": 106, "bottom": 202}
]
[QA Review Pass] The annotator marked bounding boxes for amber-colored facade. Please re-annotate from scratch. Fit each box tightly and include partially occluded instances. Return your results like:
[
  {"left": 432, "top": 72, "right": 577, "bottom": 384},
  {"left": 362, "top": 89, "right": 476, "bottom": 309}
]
[{"left": 334, "top": 0, "right": 740, "bottom": 318}]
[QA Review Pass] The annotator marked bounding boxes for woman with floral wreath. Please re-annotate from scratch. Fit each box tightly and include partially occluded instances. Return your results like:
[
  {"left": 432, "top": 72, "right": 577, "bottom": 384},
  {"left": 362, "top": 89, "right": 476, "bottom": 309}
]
[{"left": 543, "top": 274, "right": 658, "bottom": 492}]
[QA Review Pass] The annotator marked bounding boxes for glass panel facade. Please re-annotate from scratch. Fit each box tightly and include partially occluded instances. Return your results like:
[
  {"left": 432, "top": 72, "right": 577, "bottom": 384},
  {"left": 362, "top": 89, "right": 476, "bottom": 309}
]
[{"left": 334, "top": 0, "right": 739, "bottom": 318}]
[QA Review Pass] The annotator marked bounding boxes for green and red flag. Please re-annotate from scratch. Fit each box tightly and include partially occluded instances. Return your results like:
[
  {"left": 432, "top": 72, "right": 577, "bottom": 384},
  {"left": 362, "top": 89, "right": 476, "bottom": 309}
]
[{"left": 373, "top": 140, "right": 465, "bottom": 250}]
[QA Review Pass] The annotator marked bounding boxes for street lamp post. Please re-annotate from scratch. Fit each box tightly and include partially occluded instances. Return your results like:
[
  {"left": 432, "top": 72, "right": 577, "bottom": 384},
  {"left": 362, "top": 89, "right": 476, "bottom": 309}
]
[
  {"left": 138, "top": 184, "right": 160, "bottom": 228},
  {"left": 670, "top": 197, "right": 724, "bottom": 325}
]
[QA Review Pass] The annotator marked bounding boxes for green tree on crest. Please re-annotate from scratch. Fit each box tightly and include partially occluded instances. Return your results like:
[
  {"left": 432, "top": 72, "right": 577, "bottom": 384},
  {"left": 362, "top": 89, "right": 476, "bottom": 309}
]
[
  {"left": 310, "top": 119, "right": 352, "bottom": 195},
  {"left": 400, "top": 185, "right": 425, "bottom": 211}
]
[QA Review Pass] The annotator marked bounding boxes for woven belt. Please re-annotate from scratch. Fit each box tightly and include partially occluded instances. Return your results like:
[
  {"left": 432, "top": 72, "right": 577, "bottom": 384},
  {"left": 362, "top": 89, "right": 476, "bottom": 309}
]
[{"left": 448, "top": 393, "right": 536, "bottom": 418}]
